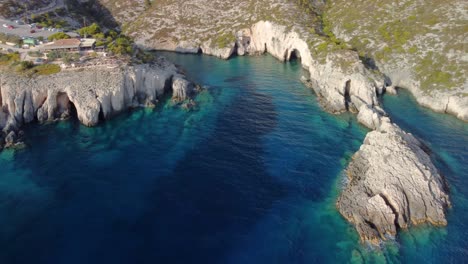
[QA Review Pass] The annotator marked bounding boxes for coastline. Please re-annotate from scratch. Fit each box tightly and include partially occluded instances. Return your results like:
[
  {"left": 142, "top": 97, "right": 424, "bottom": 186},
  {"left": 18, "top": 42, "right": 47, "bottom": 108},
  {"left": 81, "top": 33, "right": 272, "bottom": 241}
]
[
  {"left": 144, "top": 20, "right": 467, "bottom": 123},
  {"left": 150, "top": 20, "right": 453, "bottom": 245},
  {"left": 0, "top": 56, "right": 196, "bottom": 149},
  {"left": 0, "top": 20, "right": 456, "bottom": 246}
]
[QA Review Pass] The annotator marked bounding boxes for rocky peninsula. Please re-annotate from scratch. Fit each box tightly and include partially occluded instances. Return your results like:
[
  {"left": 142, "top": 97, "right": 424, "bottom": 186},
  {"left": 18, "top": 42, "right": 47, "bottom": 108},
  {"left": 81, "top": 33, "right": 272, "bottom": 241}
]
[
  {"left": 0, "top": 57, "right": 196, "bottom": 149},
  {"left": 338, "top": 105, "right": 451, "bottom": 244}
]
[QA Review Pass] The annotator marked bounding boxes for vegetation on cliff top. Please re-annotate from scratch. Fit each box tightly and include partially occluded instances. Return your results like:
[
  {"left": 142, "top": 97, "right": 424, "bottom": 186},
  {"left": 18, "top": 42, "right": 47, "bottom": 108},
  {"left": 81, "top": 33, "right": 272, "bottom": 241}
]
[{"left": 325, "top": 0, "right": 467, "bottom": 93}]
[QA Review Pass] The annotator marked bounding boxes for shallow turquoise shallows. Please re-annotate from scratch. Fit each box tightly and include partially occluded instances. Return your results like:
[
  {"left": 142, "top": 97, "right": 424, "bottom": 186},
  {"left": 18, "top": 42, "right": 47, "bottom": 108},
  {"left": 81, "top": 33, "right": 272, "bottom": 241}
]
[{"left": 0, "top": 53, "right": 466, "bottom": 264}]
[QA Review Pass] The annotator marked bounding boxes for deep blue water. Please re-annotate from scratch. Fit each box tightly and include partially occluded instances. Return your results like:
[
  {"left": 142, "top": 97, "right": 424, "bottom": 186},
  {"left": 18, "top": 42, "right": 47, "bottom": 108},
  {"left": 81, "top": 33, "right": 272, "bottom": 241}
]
[{"left": 0, "top": 53, "right": 466, "bottom": 263}]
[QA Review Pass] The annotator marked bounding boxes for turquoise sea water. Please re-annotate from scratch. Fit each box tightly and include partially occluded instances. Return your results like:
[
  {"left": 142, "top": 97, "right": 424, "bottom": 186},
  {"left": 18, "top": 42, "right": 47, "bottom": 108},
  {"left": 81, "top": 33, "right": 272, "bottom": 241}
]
[{"left": 0, "top": 53, "right": 466, "bottom": 263}]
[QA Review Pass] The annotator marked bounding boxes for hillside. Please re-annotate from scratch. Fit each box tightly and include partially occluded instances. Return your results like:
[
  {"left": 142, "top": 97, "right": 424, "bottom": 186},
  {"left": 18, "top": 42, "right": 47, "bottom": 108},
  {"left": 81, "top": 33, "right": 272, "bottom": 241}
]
[
  {"left": 93, "top": 0, "right": 466, "bottom": 120},
  {"left": 326, "top": 0, "right": 467, "bottom": 107},
  {"left": 1, "top": 0, "right": 465, "bottom": 119},
  {"left": 98, "top": 0, "right": 325, "bottom": 53}
]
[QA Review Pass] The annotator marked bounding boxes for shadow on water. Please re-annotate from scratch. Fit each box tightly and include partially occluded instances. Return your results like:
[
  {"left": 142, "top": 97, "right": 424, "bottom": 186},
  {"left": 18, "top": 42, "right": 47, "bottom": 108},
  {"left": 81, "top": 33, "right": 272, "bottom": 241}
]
[{"left": 134, "top": 83, "right": 289, "bottom": 263}]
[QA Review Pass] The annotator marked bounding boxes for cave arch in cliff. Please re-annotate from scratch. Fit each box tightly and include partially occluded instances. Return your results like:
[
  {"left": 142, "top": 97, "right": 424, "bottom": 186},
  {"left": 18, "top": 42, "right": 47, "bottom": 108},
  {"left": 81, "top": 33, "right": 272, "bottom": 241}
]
[
  {"left": 56, "top": 92, "right": 77, "bottom": 120},
  {"left": 289, "top": 49, "right": 301, "bottom": 62}
]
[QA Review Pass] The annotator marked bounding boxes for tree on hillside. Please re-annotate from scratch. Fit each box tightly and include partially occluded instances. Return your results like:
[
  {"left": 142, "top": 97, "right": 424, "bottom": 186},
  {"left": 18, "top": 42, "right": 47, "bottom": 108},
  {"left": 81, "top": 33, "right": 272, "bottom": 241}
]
[
  {"left": 107, "top": 36, "right": 134, "bottom": 55},
  {"left": 78, "top": 23, "right": 101, "bottom": 38},
  {"left": 48, "top": 32, "right": 70, "bottom": 41}
]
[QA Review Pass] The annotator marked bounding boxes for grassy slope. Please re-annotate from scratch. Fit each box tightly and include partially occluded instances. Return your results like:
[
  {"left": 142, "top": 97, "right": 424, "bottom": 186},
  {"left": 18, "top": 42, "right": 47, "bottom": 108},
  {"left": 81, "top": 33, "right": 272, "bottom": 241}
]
[
  {"left": 325, "top": 0, "right": 467, "bottom": 94},
  {"left": 97, "top": 0, "right": 343, "bottom": 60},
  {"left": 94, "top": 0, "right": 466, "bottom": 96}
]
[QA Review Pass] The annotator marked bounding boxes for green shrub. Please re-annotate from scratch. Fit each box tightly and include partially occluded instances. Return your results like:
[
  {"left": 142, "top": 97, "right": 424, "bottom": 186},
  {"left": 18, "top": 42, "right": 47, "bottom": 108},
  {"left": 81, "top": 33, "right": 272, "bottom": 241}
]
[
  {"left": 32, "top": 64, "right": 61, "bottom": 75},
  {"left": 48, "top": 32, "right": 70, "bottom": 41},
  {"left": 17, "top": 61, "right": 34, "bottom": 72},
  {"left": 214, "top": 33, "right": 235, "bottom": 48},
  {"left": 107, "top": 35, "right": 134, "bottom": 55},
  {"left": 0, "top": 52, "right": 20, "bottom": 65},
  {"left": 78, "top": 23, "right": 101, "bottom": 37}
]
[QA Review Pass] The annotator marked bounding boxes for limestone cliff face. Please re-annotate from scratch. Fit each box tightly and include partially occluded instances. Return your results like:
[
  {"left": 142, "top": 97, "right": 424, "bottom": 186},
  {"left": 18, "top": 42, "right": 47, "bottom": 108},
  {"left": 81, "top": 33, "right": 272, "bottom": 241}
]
[
  {"left": 341, "top": 104, "right": 450, "bottom": 244},
  {"left": 197, "top": 20, "right": 452, "bottom": 245},
  {"left": 379, "top": 70, "right": 468, "bottom": 122},
  {"left": 151, "top": 20, "right": 383, "bottom": 114},
  {"left": 325, "top": 0, "right": 468, "bottom": 122},
  {"left": 197, "top": 21, "right": 383, "bottom": 114},
  {"left": 0, "top": 59, "right": 195, "bottom": 147}
]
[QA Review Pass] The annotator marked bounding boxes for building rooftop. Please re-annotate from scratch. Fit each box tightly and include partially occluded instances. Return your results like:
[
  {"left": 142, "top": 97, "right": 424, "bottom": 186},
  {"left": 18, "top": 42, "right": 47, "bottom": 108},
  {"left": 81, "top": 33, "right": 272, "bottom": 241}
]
[
  {"left": 80, "top": 38, "right": 96, "bottom": 48},
  {"left": 42, "top": 39, "right": 81, "bottom": 50}
]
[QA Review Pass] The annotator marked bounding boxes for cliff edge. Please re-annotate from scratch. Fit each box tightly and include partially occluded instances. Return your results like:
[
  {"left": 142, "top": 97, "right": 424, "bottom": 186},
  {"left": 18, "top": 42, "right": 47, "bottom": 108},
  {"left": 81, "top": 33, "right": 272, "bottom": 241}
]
[
  {"left": 0, "top": 57, "right": 195, "bottom": 149},
  {"left": 93, "top": 0, "right": 466, "bottom": 122}
]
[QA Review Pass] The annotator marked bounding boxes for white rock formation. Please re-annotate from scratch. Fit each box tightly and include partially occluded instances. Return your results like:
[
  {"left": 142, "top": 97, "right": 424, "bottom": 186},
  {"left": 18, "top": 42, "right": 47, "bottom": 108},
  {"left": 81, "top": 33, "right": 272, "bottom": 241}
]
[
  {"left": 357, "top": 104, "right": 384, "bottom": 130},
  {"left": 234, "top": 21, "right": 382, "bottom": 113},
  {"left": 172, "top": 76, "right": 195, "bottom": 102},
  {"left": 200, "top": 40, "right": 237, "bottom": 60},
  {"left": 0, "top": 58, "right": 195, "bottom": 147},
  {"left": 166, "top": 21, "right": 382, "bottom": 114},
  {"left": 339, "top": 107, "right": 451, "bottom": 244}
]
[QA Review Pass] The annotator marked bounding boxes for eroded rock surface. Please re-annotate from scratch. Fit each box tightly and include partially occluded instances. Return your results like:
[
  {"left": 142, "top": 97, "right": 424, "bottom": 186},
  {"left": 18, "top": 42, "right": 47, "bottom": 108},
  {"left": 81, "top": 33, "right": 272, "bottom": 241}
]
[
  {"left": 0, "top": 58, "right": 195, "bottom": 148},
  {"left": 337, "top": 114, "right": 450, "bottom": 244},
  {"left": 326, "top": 0, "right": 468, "bottom": 122}
]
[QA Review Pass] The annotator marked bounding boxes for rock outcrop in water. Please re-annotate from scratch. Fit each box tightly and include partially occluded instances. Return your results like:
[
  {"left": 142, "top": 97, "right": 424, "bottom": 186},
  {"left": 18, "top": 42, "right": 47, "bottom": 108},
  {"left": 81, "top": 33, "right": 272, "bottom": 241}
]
[
  {"left": 338, "top": 106, "right": 451, "bottom": 244},
  {"left": 0, "top": 58, "right": 195, "bottom": 149}
]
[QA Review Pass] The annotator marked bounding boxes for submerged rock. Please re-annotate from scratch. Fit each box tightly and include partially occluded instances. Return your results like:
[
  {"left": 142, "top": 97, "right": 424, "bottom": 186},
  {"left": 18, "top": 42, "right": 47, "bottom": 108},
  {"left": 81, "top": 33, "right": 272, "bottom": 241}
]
[
  {"left": 4, "top": 131, "right": 16, "bottom": 148},
  {"left": 3, "top": 130, "right": 25, "bottom": 149}
]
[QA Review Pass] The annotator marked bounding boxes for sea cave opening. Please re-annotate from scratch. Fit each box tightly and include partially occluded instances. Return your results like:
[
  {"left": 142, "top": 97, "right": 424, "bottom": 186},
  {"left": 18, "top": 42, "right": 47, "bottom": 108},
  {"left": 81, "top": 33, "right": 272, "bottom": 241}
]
[
  {"left": 56, "top": 92, "right": 77, "bottom": 120},
  {"left": 289, "top": 49, "right": 301, "bottom": 63}
]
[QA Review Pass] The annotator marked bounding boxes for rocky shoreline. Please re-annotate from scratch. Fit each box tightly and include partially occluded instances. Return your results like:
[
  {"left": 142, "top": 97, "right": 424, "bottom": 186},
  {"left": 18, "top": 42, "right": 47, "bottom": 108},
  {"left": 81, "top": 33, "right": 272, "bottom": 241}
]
[
  {"left": 175, "top": 21, "right": 383, "bottom": 115},
  {"left": 0, "top": 56, "right": 196, "bottom": 150},
  {"left": 160, "top": 21, "right": 467, "bottom": 123},
  {"left": 171, "top": 21, "right": 452, "bottom": 245},
  {"left": 339, "top": 105, "right": 450, "bottom": 244},
  {"left": 0, "top": 20, "right": 454, "bottom": 246}
]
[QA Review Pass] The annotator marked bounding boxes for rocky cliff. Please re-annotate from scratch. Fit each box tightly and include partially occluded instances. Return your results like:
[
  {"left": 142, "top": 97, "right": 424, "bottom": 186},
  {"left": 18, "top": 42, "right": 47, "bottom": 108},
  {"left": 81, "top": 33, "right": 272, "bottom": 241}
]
[
  {"left": 2, "top": 0, "right": 456, "bottom": 246},
  {"left": 191, "top": 20, "right": 383, "bottom": 114},
  {"left": 325, "top": 0, "right": 468, "bottom": 121},
  {"left": 339, "top": 106, "right": 450, "bottom": 244},
  {"left": 0, "top": 58, "right": 195, "bottom": 149},
  {"left": 94, "top": 0, "right": 466, "bottom": 122}
]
